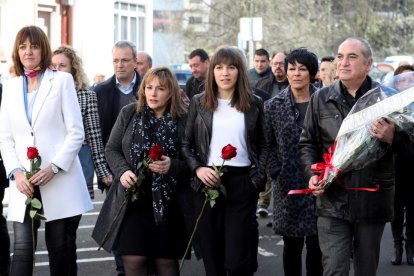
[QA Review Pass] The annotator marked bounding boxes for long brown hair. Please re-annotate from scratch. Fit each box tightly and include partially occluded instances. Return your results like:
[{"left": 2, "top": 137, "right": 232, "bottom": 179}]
[
  {"left": 137, "top": 67, "right": 187, "bottom": 119},
  {"left": 203, "top": 46, "right": 251, "bottom": 112},
  {"left": 12, "top": 26, "right": 52, "bottom": 76}
]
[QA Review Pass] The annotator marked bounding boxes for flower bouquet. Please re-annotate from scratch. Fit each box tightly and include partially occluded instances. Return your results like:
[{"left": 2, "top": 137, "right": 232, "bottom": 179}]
[{"left": 290, "top": 72, "right": 414, "bottom": 194}]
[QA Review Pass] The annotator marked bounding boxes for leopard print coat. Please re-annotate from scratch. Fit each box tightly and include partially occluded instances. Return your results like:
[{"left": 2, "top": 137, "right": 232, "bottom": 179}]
[{"left": 265, "top": 86, "right": 318, "bottom": 237}]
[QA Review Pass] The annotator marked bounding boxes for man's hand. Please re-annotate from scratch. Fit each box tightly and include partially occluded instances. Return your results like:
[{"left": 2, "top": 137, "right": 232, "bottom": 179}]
[
  {"left": 369, "top": 118, "right": 395, "bottom": 144},
  {"left": 309, "top": 175, "right": 324, "bottom": 197}
]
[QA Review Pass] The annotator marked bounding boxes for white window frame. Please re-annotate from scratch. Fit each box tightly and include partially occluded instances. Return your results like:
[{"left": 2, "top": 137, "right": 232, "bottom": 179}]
[{"left": 114, "top": 1, "right": 145, "bottom": 50}]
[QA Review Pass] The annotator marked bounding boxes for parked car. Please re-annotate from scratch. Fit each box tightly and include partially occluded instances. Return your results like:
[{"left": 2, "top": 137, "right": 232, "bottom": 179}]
[
  {"left": 369, "top": 62, "right": 394, "bottom": 83},
  {"left": 383, "top": 55, "right": 414, "bottom": 70},
  {"left": 174, "top": 69, "right": 192, "bottom": 91}
]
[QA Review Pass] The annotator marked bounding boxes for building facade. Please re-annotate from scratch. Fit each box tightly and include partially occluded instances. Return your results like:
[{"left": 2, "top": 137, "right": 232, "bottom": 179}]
[{"left": 0, "top": 0, "right": 153, "bottom": 83}]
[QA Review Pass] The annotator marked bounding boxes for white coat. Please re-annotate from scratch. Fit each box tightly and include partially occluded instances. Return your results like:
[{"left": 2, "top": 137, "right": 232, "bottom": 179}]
[{"left": 0, "top": 69, "right": 93, "bottom": 222}]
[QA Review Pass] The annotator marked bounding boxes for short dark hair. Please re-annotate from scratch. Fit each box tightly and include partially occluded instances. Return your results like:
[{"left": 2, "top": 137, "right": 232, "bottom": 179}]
[
  {"left": 394, "top": 64, "right": 414, "bottom": 76},
  {"left": 189, "top": 48, "right": 209, "bottom": 62},
  {"left": 254, "top": 48, "right": 270, "bottom": 60},
  {"left": 321, "top": 56, "right": 335, "bottom": 63},
  {"left": 285, "top": 48, "right": 319, "bottom": 80}
]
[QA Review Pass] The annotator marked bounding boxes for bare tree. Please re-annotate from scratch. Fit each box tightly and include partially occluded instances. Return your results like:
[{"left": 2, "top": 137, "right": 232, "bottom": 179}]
[{"left": 182, "top": 0, "right": 414, "bottom": 60}]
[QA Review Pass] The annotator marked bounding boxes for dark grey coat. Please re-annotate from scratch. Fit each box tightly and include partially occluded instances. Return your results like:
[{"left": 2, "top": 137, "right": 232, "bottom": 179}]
[{"left": 92, "top": 103, "right": 190, "bottom": 252}]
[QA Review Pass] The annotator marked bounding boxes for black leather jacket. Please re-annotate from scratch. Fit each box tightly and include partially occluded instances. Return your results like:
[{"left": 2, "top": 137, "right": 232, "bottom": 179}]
[
  {"left": 299, "top": 78, "right": 410, "bottom": 223},
  {"left": 255, "top": 75, "right": 289, "bottom": 98},
  {"left": 182, "top": 93, "right": 267, "bottom": 192}
]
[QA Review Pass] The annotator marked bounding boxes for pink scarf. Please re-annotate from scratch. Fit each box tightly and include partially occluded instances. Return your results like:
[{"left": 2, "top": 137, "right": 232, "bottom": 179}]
[{"left": 24, "top": 65, "right": 42, "bottom": 78}]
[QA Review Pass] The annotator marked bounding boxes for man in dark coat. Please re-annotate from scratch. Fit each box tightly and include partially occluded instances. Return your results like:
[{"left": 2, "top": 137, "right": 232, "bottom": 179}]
[
  {"left": 255, "top": 52, "right": 289, "bottom": 99},
  {"left": 247, "top": 48, "right": 272, "bottom": 87},
  {"left": 299, "top": 37, "right": 411, "bottom": 275},
  {"left": 185, "top": 48, "right": 209, "bottom": 100}
]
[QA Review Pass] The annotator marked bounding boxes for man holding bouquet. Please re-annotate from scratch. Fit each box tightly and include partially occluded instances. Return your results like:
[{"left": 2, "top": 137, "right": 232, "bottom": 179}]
[{"left": 299, "top": 37, "right": 411, "bottom": 276}]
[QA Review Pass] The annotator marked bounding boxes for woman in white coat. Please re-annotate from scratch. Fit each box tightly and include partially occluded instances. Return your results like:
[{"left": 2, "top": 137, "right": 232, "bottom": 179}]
[{"left": 0, "top": 26, "right": 92, "bottom": 276}]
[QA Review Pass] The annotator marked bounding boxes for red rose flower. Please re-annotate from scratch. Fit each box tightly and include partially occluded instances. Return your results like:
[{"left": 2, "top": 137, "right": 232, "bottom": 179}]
[
  {"left": 221, "top": 144, "right": 237, "bottom": 160},
  {"left": 148, "top": 144, "right": 163, "bottom": 161},
  {"left": 27, "top": 147, "right": 39, "bottom": 160}
]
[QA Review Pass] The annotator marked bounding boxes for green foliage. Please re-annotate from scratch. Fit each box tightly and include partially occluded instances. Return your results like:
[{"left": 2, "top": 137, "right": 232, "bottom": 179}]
[{"left": 26, "top": 197, "right": 46, "bottom": 221}]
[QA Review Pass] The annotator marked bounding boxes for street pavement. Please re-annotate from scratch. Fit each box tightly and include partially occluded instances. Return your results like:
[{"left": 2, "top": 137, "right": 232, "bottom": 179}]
[{"left": 3, "top": 188, "right": 414, "bottom": 275}]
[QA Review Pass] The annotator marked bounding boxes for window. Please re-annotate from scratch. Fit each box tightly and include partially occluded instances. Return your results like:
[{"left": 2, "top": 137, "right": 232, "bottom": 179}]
[
  {"left": 37, "top": 4, "right": 57, "bottom": 39},
  {"left": 189, "top": 16, "right": 202, "bottom": 24},
  {"left": 114, "top": 2, "right": 145, "bottom": 50}
]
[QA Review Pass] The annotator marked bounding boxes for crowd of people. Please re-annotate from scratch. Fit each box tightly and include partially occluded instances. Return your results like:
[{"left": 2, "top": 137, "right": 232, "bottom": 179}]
[{"left": 0, "top": 25, "right": 414, "bottom": 276}]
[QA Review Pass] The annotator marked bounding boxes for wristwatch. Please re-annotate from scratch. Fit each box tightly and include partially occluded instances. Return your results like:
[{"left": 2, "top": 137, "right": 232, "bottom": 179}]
[{"left": 51, "top": 163, "right": 60, "bottom": 174}]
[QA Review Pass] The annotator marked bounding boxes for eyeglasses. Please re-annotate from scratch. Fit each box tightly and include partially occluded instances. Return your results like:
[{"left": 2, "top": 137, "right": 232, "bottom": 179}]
[
  {"left": 271, "top": 62, "right": 284, "bottom": 67},
  {"left": 112, "top": 58, "right": 133, "bottom": 65}
]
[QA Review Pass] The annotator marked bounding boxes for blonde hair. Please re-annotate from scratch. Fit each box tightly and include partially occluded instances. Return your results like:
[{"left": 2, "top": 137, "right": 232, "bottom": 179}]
[
  {"left": 324, "top": 58, "right": 338, "bottom": 87},
  {"left": 53, "top": 45, "right": 89, "bottom": 90}
]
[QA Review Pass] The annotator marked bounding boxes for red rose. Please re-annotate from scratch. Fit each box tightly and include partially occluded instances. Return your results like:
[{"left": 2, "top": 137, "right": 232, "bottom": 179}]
[
  {"left": 148, "top": 144, "right": 163, "bottom": 161},
  {"left": 221, "top": 144, "right": 237, "bottom": 160},
  {"left": 27, "top": 147, "right": 39, "bottom": 160}
]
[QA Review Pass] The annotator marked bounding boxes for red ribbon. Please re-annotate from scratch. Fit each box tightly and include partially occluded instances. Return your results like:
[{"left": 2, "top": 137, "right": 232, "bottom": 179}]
[
  {"left": 310, "top": 142, "right": 340, "bottom": 185},
  {"left": 288, "top": 142, "right": 380, "bottom": 195}
]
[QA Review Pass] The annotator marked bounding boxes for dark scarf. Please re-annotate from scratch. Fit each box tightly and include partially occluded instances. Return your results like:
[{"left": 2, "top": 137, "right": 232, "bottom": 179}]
[{"left": 129, "top": 104, "right": 178, "bottom": 224}]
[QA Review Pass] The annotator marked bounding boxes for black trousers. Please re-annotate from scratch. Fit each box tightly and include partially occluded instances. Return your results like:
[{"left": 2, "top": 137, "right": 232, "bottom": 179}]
[
  {"left": 391, "top": 165, "right": 414, "bottom": 244},
  {"left": 0, "top": 186, "right": 10, "bottom": 276},
  {"left": 10, "top": 201, "right": 81, "bottom": 276},
  {"left": 282, "top": 235, "right": 323, "bottom": 276},
  {"left": 195, "top": 167, "right": 258, "bottom": 276}
]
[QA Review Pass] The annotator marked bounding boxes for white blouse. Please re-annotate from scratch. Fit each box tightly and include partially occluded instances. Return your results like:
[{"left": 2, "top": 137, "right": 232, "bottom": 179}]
[{"left": 207, "top": 99, "right": 251, "bottom": 167}]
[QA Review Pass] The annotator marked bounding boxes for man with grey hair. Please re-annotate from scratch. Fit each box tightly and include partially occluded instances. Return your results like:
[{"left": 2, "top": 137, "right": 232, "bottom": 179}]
[
  {"left": 94, "top": 40, "right": 140, "bottom": 153},
  {"left": 299, "top": 37, "right": 410, "bottom": 275},
  {"left": 136, "top": 51, "right": 152, "bottom": 78}
]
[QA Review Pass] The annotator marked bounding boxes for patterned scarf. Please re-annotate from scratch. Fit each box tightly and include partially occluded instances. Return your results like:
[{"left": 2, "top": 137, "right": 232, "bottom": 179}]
[
  {"left": 24, "top": 65, "right": 42, "bottom": 78},
  {"left": 130, "top": 104, "right": 178, "bottom": 224}
]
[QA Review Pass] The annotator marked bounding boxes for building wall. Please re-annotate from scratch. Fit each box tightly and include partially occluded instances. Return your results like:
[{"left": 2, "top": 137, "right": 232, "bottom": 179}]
[
  {"left": 0, "top": 0, "right": 153, "bottom": 83},
  {"left": 72, "top": 0, "right": 153, "bottom": 82},
  {"left": 0, "top": 0, "right": 61, "bottom": 81}
]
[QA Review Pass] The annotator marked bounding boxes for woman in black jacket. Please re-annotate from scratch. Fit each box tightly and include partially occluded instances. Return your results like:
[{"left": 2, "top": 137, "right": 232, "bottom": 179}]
[{"left": 181, "top": 46, "right": 267, "bottom": 276}]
